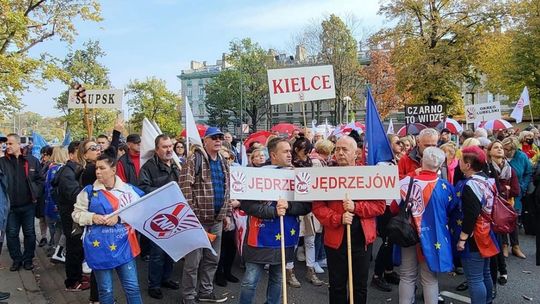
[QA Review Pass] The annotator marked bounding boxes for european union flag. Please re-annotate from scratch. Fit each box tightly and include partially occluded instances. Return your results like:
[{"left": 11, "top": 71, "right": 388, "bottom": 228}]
[
  {"left": 62, "top": 129, "right": 71, "bottom": 147},
  {"left": 365, "top": 87, "right": 393, "bottom": 165},
  {"left": 31, "top": 131, "right": 48, "bottom": 159}
]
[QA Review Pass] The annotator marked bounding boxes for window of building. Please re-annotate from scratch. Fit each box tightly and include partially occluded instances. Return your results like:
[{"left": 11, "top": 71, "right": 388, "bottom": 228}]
[
  {"left": 199, "top": 85, "right": 205, "bottom": 97},
  {"left": 186, "top": 80, "right": 192, "bottom": 86},
  {"left": 198, "top": 103, "right": 205, "bottom": 116},
  {"left": 287, "top": 104, "right": 294, "bottom": 112},
  {"left": 187, "top": 87, "right": 192, "bottom": 98}
]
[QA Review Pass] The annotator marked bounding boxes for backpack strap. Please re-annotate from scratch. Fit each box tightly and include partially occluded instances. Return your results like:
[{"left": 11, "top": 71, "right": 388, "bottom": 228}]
[{"left": 194, "top": 150, "right": 203, "bottom": 180}]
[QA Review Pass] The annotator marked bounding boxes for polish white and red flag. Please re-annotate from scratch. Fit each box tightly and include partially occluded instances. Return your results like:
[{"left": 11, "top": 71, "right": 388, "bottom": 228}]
[{"left": 112, "top": 182, "right": 215, "bottom": 261}]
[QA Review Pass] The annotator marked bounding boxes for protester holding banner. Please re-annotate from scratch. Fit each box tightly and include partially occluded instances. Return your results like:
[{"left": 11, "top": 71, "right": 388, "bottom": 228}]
[
  {"left": 312, "top": 136, "right": 386, "bottom": 304},
  {"left": 138, "top": 134, "right": 181, "bottom": 299},
  {"left": 398, "top": 128, "right": 440, "bottom": 179},
  {"left": 238, "top": 137, "right": 311, "bottom": 304},
  {"left": 180, "top": 127, "right": 231, "bottom": 304},
  {"left": 72, "top": 147, "right": 144, "bottom": 304},
  {"left": 393, "top": 147, "right": 458, "bottom": 304},
  {"left": 454, "top": 146, "right": 499, "bottom": 304}
]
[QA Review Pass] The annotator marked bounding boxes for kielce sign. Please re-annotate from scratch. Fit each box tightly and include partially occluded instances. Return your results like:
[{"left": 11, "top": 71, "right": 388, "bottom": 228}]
[
  {"left": 229, "top": 166, "right": 399, "bottom": 201},
  {"left": 267, "top": 65, "right": 336, "bottom": 105}
]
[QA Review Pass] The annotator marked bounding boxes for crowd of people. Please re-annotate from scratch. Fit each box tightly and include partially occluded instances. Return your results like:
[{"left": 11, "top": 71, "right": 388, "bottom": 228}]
[{"left": 0, "top": 121, "right": 539, "bottom": 304}]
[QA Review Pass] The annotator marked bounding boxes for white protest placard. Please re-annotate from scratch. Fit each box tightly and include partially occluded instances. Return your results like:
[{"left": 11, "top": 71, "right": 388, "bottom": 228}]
[
  {"left": 465, "top": 101, "right": 501, "bottom": 124},
  {"left": 267, "top": 65, "right": 336, "bottom": 105},
  {"left": 294, "top": 166, "right": 399, "bottom": 201},
  {"left": 230, "top": 167, "right": 295, "bottom": 201},
  {"left": 68, "top": 89, "right": 123, "bottom": 109},
  {"left": 404, "top": 104, "right": 446, "bottom": 124}
]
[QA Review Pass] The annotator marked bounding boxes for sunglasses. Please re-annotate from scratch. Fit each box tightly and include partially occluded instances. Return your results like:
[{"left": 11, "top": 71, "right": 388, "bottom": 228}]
[
  {"left": 210, "top": 135, "right": 224, "bottom": 141},
  {"left": 85, "top": 144, "right": 101, "bottom": 152}
]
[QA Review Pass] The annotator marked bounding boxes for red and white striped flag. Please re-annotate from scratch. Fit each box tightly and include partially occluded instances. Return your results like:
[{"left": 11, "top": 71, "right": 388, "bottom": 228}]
[{"left": 113, "top": 182, "right": 215, "bottom": 261}]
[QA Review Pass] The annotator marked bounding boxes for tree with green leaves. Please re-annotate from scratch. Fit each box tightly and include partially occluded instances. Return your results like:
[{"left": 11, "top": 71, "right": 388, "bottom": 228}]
[
  {"left": 204, "top": 69, "right": 241, "bottom": 130},
  {"left": 205, "top": 38, "right": 274, "bottom": 132},
  {"left": 376, "top": 0, "right": 508, "bottom": 114},
  {"left": 504, "top": 0, "right": 540, "bottom": 115},
  {"left": 54, "top": 40, "right": 116, "bottom": 139},
  {"left": 0, "top": 0, "right": 102, "bottom": 117},
  {"left": 292, "top": 14, "right": 363, "bottom": 124},
  {"left": 320, "top": 14, "right": 363, "bottom": 124},
  {"left": 126, "top": 77, "right": 182, "bottom": 136}
]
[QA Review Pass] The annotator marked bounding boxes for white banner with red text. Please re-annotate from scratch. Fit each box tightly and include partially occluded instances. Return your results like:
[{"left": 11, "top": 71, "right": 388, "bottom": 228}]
[
  {"left": 229, "top": 167, "right": 296, "bottom": 201},
  {"left": 267, "top": 65, "right": 336, "bottom": 105},
  {"left": 230, "top": 166, "right": 399, "bottom": 201}
]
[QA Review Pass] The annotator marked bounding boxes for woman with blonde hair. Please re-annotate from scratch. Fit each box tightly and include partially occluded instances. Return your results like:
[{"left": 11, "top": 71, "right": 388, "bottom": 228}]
[
  {"left": 44, "top": 147, "right": 69, "bottom": 262},
  {"left": 249, "top": 148, "right": 266, "bottom": 167},
  {"left": 440, "top": 142, "right": 458, "bottom": 185}
]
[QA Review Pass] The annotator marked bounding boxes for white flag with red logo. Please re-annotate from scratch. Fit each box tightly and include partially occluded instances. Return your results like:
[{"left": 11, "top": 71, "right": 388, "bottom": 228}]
[
  {"left": 113, "top": 182, "right": 215, "bottom": 261},
  {"left": 510, "top": 87, "right": 530, "bottom": 123}
]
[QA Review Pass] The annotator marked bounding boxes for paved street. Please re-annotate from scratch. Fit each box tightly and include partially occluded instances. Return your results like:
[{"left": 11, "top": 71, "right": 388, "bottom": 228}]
[{"left": 22, "top": 230, "right": 538, "bottom": 303}]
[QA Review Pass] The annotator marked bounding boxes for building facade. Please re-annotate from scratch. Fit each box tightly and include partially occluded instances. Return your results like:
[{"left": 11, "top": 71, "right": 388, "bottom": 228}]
[{"left": 178, "top": 56, "right": 230, "bottom": 123}]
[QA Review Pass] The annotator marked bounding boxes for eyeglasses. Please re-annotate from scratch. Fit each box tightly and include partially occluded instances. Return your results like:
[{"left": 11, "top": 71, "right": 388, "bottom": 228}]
[
  {"left": 85, "top": 145, "right": 101, "bottom": 152},
  {"left": 210, "top": 135, "right": 224, "bottom": 141}
]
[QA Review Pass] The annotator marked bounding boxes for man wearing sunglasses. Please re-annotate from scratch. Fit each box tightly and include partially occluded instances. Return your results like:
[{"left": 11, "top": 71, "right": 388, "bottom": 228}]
[{"left": 180, "top": 127, "right": 231, "bottom": 304}]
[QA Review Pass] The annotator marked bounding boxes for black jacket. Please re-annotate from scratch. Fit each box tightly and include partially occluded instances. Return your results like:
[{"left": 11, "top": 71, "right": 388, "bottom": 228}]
[
  {"left": 138, "top": 155, "right": 181, "bottom": 194},
  {"left": 118, "top": 152, "right": 138, "bottom": 185},
  {"left": 0, "top": 153, "right": 43, "bottom": 206},
  {"left": 51, "top": 160, "right": 82, "bottom": 215}
]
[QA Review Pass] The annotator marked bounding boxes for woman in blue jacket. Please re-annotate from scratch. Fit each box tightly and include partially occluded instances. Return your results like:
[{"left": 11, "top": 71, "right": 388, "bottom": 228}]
[{"left": 501, "top": 137, "right": 531, "bottom": 259}]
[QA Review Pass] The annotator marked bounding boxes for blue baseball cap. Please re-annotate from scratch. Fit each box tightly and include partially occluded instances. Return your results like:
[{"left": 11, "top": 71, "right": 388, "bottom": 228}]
[{"left": 204, "top": 127, "right": 224, "bottom": 138}]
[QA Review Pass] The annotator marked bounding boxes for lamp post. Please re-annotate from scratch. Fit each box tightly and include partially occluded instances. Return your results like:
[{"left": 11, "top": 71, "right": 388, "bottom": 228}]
[{"left": 343, "top": 96, "right": 351, "bottom": 124}]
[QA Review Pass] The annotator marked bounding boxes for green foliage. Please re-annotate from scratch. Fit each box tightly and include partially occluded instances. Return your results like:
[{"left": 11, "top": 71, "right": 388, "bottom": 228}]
[
  {"left": 54, "top": 40, "right": 116, "bottom": 139},
  {"left": 205, "top": 38, "right": 273, "bottom": 131},
  {"left": 506, "top": 0, "right": 540, "bottom": 116},
  {"left": 377, "top": 0, "right": 508, "bottom": 115},
  {"left": 320, "top": 14, "right": 363, "bottom": 124},
  {"left": 0, "top": 0, "right": 102, "bottom": 116},
  {"left": 205, "top": 69, "right": 242, "bottom": 129},
  {"left": 126, "top": 77, "right": 182, "bottom": 136}
]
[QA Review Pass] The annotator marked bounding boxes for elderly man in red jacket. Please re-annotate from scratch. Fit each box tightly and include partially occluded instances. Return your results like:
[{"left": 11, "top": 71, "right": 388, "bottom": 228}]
[{"left": 313, "top": 136, "right": 386, "bottom": 304}]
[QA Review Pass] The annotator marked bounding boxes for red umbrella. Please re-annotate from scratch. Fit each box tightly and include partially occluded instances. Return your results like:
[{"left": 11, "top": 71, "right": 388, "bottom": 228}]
[
  {"left": 244, "top": 131, "right": 273, "bottom": 148},
  {"left": 436, "top": 118, "right": 463, "bottom": 134},
  {"left": 340, "top": 121, "right": 365, "bottom": 133},
  {"left": 271, "top": 123, "right": 298, "bottom": 136},
  {"left": 180, "top": 124, "right": 207, "bottom": 138},
  {"left": 397, "top": 123, "right": 427, "bottom": 136},
  {"left": 479, "top": 119, "right": 512, "bottom": 131}
]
